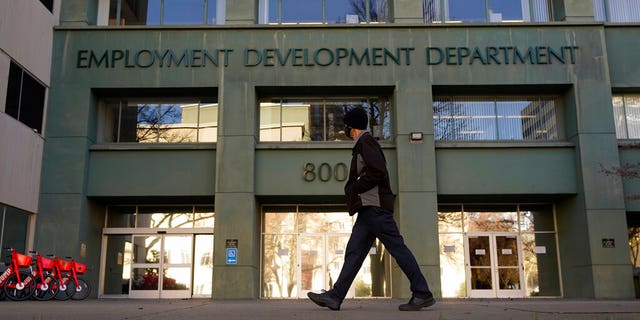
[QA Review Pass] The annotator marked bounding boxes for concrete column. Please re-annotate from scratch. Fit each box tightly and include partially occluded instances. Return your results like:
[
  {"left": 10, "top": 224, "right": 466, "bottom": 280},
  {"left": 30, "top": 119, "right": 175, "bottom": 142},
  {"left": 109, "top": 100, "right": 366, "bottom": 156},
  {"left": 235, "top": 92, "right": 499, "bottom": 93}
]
[
  {"left": 212, "top": 77, "right": 260, "bottom": 299},
  {"left": 35, "top": 80, "right": 103, "bottom": 297},
  {"left": 226, "top": 0, "right": 258, "bottom": 24},
  {"left": 59, "top": 0, "right": 99, "bottom": 26},
  {"left": 390, "top": 0, "right": 424, "bottom": 23},
  {"left": 556, "top": 29, "right": 634, "bottom": 298},
  {"left": 392, "top": 74, "right": 441, "bottom": 298},
  {"left": 551, "top": 0, "right": 595, "bottom": 22}
]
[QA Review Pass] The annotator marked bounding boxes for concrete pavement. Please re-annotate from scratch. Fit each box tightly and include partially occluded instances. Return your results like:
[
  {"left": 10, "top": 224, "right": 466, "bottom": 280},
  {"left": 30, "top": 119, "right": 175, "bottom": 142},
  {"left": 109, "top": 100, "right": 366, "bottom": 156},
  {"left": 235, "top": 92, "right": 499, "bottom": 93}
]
[{"left": 0, "top": 298, "right": 639, "bottom": 320}]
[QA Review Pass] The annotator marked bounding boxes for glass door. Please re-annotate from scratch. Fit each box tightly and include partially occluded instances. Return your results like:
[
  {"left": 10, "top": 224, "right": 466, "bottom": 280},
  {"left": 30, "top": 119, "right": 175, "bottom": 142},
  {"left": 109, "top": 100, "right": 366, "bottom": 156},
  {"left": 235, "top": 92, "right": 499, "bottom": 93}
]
[
  {"left": 465, "top": 233, "right": 524, "bottom": 298},
  {"left": 129, "top": 234, "right": 192, "bottom": 299},
  {"left": 298, "top": 235, "right": 323, "bottom": 298}
]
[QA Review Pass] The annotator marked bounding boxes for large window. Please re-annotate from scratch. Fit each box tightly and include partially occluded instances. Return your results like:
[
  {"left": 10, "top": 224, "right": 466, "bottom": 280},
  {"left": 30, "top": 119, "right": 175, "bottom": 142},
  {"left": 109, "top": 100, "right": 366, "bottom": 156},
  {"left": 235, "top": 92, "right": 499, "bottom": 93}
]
[
  {"left": 433, "top": 95, "right": 559, "bottom": 141},
  {"left": 0, "top": 205, "right": 30, "bottom": 254},
  {"left": 613, "top": 94, "right": 640, "bottom": 139},
  {"left": 99, "top": 98, "right": 218, "bottom": 143},
  {"left": 4, "top": 61, "right": 46, "bottom": 134},
  {"left": 595, "top": 0, "right": 640, "bottom": 22},
  {"left": 262, "top": 205, "right": 390, "bottom": 298},
  {"left": 438, "top": 204, "right": 560, "bottom": 297},
  {"left": 259, "top": 97, "right": 391, "bottom": 142},
  {"left": 108, "top": 0, "right": 225, "bottom": 25},
  {"left": 259, "top": 0, "right": 388, "bottom": 24},
  {"left": 424, "top": 0, "right": 550, "bottom": 23}
]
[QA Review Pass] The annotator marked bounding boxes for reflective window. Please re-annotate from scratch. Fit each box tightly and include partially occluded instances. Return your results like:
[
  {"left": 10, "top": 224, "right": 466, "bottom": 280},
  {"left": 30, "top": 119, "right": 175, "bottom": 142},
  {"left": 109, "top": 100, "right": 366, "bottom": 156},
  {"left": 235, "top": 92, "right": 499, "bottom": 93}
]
[
  {"left": 260, "top": 97, "right": 391, "bottom": 142},
  {"left": 0, "top": 206, "right": 30, "bottom": 254},
  {"left": 438, "top": 203, "right": 559, "bottom": 297},
  {"left": 433, "top": 95, "right": 559, "bottom": 141},
  {"left": 424, "top": 0, "right": 550, "bottom": 23},
  {"left": 106, "top": 206, "right": 215, "bottom": 228},
  {"left": 612, "top": 94, "right": 640, "bottom": 139},
  {"left": 262, "top": 205, "right": 390, "bottom": 298},
  {"left": 5, "top": 61, "right": 46, "bottom": 134},
  {"left": 99, "top": 99, "right": 218, "bottom": 143},
  {"left": 260, "top": 0, "right": 388, "bottom": 24},
  {"left": 108, "top": 0, "right": 224, "bottom": 25},
  {"left": 594, "top": 0, "right": 640, "bottom": 22}
]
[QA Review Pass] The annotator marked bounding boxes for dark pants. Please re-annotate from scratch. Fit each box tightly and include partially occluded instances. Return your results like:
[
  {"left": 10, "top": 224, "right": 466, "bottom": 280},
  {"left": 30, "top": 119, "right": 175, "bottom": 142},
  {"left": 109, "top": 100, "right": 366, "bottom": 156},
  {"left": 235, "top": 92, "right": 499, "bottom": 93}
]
[{"left": 328, "top": 206, "right": 432, "bottom": 301}]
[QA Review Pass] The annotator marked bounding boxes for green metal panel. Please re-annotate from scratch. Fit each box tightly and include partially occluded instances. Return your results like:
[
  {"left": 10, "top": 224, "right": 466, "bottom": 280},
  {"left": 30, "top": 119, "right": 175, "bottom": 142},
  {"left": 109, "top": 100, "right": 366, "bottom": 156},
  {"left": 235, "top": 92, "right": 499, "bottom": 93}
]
[
  {"left": 255, "top": 148, "right": 397, "bottom": 195},
  {"left": 87, "top": 149, "right": 216, "bottom": 196},
  {"left": 436, "top": 147, "right": 578, "bottom": 195},
  {"left": 606, "top": 27, "right": 640, "bottom": 87}
]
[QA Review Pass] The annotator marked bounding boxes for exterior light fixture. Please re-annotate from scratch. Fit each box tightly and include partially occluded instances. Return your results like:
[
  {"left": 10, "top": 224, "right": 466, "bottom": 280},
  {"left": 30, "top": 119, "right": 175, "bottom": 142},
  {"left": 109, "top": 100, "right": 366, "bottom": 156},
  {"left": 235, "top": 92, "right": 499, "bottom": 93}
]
[{"left": 410, "top": 132, "right": 423, "bottom": 143}]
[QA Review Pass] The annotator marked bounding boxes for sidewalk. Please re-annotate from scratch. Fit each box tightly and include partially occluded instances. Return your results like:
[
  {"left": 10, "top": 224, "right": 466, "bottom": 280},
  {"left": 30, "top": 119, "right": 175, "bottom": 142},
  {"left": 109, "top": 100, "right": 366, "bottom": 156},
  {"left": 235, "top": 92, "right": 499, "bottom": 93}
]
[{"left": 0, "top": 298, "right": 638, "bottom": 320}]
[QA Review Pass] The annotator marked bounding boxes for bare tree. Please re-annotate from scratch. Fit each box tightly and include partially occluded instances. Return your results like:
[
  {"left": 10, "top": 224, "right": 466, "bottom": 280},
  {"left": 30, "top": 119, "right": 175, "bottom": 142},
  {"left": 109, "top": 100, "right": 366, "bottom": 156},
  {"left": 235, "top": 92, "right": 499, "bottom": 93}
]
[{"left": 599, "top": 146, "right": 640, "bottom": 288}]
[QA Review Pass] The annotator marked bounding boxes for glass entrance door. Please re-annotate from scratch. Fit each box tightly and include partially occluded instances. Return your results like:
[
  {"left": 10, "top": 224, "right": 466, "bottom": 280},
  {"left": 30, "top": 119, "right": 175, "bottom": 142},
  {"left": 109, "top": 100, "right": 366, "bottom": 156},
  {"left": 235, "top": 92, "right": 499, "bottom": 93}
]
[
  {"left": 298, "top": 234, "right": 352, "bottom": 298},
  {"left": 129, "top": 234, "right": 192, "bottom": 299},
  {"left": 466, "top": 233, "right": 524, "bottom": 298}
]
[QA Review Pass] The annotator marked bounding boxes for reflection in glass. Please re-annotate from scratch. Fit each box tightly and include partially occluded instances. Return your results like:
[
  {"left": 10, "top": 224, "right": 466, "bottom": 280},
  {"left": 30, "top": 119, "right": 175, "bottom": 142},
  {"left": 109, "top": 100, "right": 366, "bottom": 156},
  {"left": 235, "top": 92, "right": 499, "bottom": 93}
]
[
  {"left": 262, "top": 234, "right": 297, "bottom": 298},
  {"left": 465, "top": 210, "right": 518, "bottom": 232},
  {"left": 109, "top": 0, "right": 222, "bottom": 26},
  {"left": 488, "top": 0, "right": 523, "bottom": 22},
  {"left": 519, "top": 204, "right": 555, "bottom": 232},
  {"left": 163, "top": 236, "right": 192, "bottom": 264},
  {"left": 162, "top": 267, "right": 190, "bottom": 290},
  {"left": 261, "top": 206, "right": 387, "bottom": 298},
  {"left": 433, "top": 96, "right": 559, "bottom": 141},
  {"left": 496, "top": 236, "right": 521, "bottom": 290},
  {"left": 448, "top": 0, "right": 485, "bottom": 22},
  {"left": 193, "top": 235, "right": 214, "bottom": 296},
  {"left": 101, "top": 100, "right": 218, "bottom": 143},
  {"left": 468, "top": 236, "right": 491, "bottom": 267},
  {"left": 438, "top": 209, "right": 462, "bottom": 233},
  {"left": 439, "top": 233, "right": 466, "bottom": 297},
  {"left": 263, "top": 0, "right": 387, "bottom": 24},
  {"left": 468, "top": 236, "right": 492, "bottom": 289},
  {"left": 132, "top": 268, "right": 159, "bottom": 290},
  {"left": 282, "top": 0, "right": 322, "bottom": 23},
  {"left": 498, "top": 268, "right": 520, "bottom": 289},
  {"left": 103, "top": 235, "right": 132, "bottom": 294},
  {"left": 260, "top": 97, "right": 392, "bottom": 142},
  {"left": 133, "top": 235, "right": 161, "bottom": 263},
  {"left": 521, "top": 233, "right": 560, "bottom": 296},
  {"left": 470, "top": 268, "right": 492, "bottom": 289},
  {"left": 164, "top": 0, "right": 204, "bottom": 25},
  {"left": 300, "top": 236, "right": 323, "bottom": 291}
]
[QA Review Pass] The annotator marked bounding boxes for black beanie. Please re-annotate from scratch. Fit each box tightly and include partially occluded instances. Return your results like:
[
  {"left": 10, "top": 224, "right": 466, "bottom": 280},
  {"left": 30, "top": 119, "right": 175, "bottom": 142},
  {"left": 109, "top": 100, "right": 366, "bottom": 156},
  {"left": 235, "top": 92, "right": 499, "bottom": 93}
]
[{"left": 344, "top": 108, "right": 368, "bottom": 130}]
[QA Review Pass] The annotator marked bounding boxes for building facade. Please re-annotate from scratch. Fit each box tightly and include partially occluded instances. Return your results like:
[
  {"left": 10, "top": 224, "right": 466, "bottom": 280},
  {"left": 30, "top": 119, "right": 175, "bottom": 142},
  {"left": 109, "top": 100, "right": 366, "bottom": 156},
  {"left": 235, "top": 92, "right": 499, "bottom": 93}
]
[
  {"left": 9, "top": 0, "right": 640, "bottom": 300},
  {"left": 0, "top": 1, "right": 58, "bottom": 256}
]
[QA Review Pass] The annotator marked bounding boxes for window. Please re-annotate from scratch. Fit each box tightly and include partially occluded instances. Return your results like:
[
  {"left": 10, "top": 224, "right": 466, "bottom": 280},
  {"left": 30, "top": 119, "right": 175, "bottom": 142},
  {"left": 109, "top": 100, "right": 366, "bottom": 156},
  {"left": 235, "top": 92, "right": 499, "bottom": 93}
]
[
  {"left": 99, "top": 98, "right": 218, "bottom": 143},
  {"left": 438, "top": 204, "right": 560, "bottom": 297},
  {"left": 259, "top": 0, "right": 388, "bottom": 24},
  {"left": 108, "top": 0, "right": 224, "bottom": 25},
  {"left": 433, "top": 95, "right": 559, "bottom": 141},
  {"left": 613, "top": 94, "right": 640, "bottom": 139},
  {"left": 594, "top": 0, "right": 640, "bottom": 22},
  {"left": 259, "top": 97, "right": 391, "bottom": 142},
  {"left": 4, "top": 61, "right": 46, "bottom": 133},
  {"left": 0, "top": 205, "right": 30, "bottom": 254},
  {"left": 39, "top": 0, "right": 54, "bottom": 13},
  {"left": 424, "top": 0, "right": 550, "bottom": 23}
]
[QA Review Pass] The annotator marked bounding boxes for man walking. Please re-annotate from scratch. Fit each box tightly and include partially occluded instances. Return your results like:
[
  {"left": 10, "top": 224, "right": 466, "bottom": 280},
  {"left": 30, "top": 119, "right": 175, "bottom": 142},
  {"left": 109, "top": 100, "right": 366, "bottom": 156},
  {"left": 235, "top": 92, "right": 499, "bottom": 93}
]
[{"left": 307, "top": 107, "right": 435, "bottom": 311}]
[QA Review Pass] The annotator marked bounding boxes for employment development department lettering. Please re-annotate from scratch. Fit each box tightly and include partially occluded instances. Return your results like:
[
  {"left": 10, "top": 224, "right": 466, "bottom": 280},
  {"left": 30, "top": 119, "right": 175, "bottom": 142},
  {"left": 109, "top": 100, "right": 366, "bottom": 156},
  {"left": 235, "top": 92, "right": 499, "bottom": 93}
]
[{"left": 76, "top": 46, "right": 579, "bottom": 68}]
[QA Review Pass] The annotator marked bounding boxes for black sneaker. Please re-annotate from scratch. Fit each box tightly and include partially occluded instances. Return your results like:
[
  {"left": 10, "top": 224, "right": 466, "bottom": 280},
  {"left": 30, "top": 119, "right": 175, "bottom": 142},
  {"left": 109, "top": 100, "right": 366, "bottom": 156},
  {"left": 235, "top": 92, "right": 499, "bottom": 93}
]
[
  {"left": 307, "top": 291, "right": 341, "bottom": 311},
  {"left": 398, "top": 296, "right": 436, "bottom": 311}
]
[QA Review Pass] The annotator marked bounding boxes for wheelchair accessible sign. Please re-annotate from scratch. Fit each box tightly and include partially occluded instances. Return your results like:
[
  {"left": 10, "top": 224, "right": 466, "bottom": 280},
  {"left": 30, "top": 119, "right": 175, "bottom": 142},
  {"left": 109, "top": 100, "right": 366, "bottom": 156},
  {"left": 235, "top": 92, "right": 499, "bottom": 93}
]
[{"left": 226, "top": 239, "right": 238, "bottom": 265}]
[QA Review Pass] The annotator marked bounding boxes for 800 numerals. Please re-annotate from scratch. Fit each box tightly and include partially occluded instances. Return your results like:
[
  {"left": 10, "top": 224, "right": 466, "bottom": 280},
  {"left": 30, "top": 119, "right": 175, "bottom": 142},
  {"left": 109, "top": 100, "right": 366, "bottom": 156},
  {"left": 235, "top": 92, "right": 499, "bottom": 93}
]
[{"left": 303, "top": 162, "right": 348, "bottom": 182}]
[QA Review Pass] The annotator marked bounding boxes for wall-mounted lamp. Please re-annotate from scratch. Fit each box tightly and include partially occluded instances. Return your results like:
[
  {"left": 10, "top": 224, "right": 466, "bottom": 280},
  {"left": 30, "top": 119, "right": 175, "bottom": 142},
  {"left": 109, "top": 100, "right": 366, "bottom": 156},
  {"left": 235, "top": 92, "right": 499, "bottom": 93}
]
[{"left": 410, "top": 132, "right": 423, "bottom": 143}]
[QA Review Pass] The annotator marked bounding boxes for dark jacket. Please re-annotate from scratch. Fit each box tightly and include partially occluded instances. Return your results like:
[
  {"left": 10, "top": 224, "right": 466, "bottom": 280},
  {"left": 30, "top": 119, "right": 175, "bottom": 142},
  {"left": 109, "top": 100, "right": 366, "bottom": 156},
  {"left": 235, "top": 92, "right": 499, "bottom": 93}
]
[{"left": 344, "top": 132, "right": 395, "bottom": 215}]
